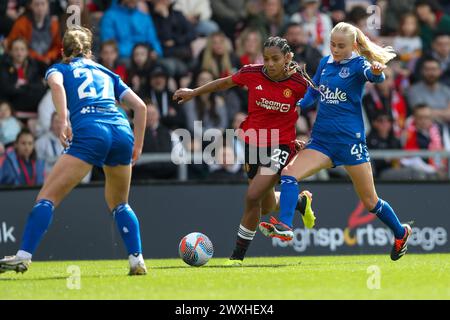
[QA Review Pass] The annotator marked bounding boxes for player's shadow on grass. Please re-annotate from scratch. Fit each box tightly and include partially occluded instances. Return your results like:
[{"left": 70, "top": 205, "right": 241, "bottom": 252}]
[
  {"left": 0, "top": 274, "right": 119, "bottom": 281},
  {"left": 152, "top": 263, "right": 302, "bottom": 270},
  {"left": 0, "top": 276, "right": 68, "bottom": 281}
]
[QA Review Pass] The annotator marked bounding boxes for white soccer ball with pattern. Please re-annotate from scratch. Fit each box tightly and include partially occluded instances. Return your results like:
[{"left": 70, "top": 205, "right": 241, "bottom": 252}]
[{"left": 178, "top": 232, "right": 214, "bottom": 267}]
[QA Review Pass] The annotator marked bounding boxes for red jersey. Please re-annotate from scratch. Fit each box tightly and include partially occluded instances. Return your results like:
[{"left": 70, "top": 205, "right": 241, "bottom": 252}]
[{"left": 232, "top": 64, "right": 308, "bottom": 147}]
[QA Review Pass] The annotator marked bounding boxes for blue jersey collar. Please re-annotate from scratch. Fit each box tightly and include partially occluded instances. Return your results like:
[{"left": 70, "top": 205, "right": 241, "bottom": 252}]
[{"left": 327, "top": 52, "right": 359, "bottom": 64}]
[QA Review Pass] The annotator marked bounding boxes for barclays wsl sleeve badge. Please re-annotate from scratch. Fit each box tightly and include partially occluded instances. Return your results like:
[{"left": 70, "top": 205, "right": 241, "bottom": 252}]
[{"left": 339, "top": 67, "right": 350, "bottom": 78}]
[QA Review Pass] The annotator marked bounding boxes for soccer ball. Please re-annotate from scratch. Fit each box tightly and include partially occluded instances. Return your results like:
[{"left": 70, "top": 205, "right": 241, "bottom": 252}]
[{"left": 178, "top": 232, "right": 214, "bottom": 267}]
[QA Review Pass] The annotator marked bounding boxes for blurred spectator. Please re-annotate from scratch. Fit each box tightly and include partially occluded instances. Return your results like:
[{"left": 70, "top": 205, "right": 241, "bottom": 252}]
[
  {"left": 220, "top": 85, "right": 246, "bottom": 125},
  {"left": 207, "top": 144, "right": 244, "bottom": 181},
  {"left": 87, "top": 0, "right": 113, "bottom": 12},
  {"left": 283, "top": 0, "right": 300, "bottom": 16},
  {"left": 173, "top": 0, "right": 219, "bottom": 36},
  {"left": 100, "top": 0, "right": 162, "bottom": 61},
  {"left": 0, "top": 100, "right": 22, "bottom": 147},
  {"left": 429, "top": 32, "right": 450, "bottom": 86},
  {"left": 236, "top": 28, "right": 264, "bottom": 66},
  {"left": 290, "top": 0, "right": 333, "bottom": 56},
  {"left": 35, "top": 111, "right": 62, "bottom": 174},
  {"left": 6, "top": 0, "right": 62, "bottom": 65},
  {"left": 0, "top": 128, "right": 45, "bottom": 186},
  {"left": 407, "top": 57, "right": 450, "bottom": 124},
  {"left": 132, "top": 102, "right": 177, "bottom": 180},
  {"left": 184, "top": 70, "right": 228, "bottom": 138},
  {"left": 415, "top": 32, "right": 450, "bottom": 86},
  {"left": 149, "top": 0, "right": 196, "bottom": 78},
  {"left": 170, "top": 126, "right": 210, "bottom": 180},
  {"left": 0, "top": 37, "right": 46, "bottom": 113},
  {"left": 59, "top": 0, "right": 92, "bottom": 36},
  {"left": 230, "top": 28, "right": 263, "bottom": 118},
  {"left": 415, "top": 0, "right": 450, "bottom": 51},
  {"left": 366, "top": 113, "right": 402, "bottom": 178},
  {"left": 0, "top": 0, "right": 26, "bottom": 39},
  {"left": 0, "top": 141, "right": 4, "bottom": 158},
  {"left": 382, "top": 0, "right": 416, "bottom": 35},
  {"left": 48, "top": 0, "right": 66, "bottom": 16},
  {"left": 35, "top": 89, "right": 54, "bottom": 135},
  {"left": 402, "top": 103, "right": 447, "bottom": 178},
  {"left": 285, "top": 0, "right": 346, "bottom": 23},
  {"left": 346, "top": 5, "right": 379, "bottom": 40},
  {"left": 230, "top": 111, "right": 246, "bottom": 165},
  {"left": 195, "top": 31, "right": 240, "bottom": 79},
  {"left": 363, "top": 67, "right": 408, "bottom": 138},
  {"left": 392, "top": 12, "right": 422, "bottom": 87},
  {"left": 127, "top": 43, "right": 158, "bottom": 93},
  {"left": 443, "top": 0, "right": 450, "bottom": 15},
  {"left": 210, "top": 0, "right": 248, "bottom": 41},
  {"left": 246, "top": 0, "right": 290, "bottom": 40},
  {"left": 282, "top": 22, "right": 322, "bottom": 76},
  {"left": 138, "top": 66, "right": 186, "bottom": 130},
  {"left": 99, "top": 40, "right": 128, "bottom": 82},
  {"left": 323, "top": 0, "right": 346, "bottom": 24}
]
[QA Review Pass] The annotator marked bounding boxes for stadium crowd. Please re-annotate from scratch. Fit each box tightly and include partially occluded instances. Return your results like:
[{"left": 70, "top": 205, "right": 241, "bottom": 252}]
[{"left": 0, "top": 0, "right": 449, "bottom": 185}]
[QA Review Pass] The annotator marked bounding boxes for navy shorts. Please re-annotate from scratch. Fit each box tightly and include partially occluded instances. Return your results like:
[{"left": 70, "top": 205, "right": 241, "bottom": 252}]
[
  {"left": 65, "top": 122, "right": 134, "bottom": 167},
  {"left": 306, "top": 138, "right": 370, "bottom": 167}
]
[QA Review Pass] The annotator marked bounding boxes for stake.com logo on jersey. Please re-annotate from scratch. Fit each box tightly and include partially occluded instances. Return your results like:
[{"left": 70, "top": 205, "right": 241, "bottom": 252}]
[
  {"left": 319, "top": 85, "right": 347, "bottom": 104},
  {"left": 272, "top": 201, "right": 448, "bottom": 252}
]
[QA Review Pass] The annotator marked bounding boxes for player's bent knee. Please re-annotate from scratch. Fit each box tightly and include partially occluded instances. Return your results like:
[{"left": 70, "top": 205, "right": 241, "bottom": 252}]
[{"left": 245, "top": 191, "right": 263, "bottom": 207}]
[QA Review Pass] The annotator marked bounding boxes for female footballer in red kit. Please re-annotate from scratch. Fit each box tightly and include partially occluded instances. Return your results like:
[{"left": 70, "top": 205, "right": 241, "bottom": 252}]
[{"left": 174, "top": 37, "right": 315, "bottom": 265}]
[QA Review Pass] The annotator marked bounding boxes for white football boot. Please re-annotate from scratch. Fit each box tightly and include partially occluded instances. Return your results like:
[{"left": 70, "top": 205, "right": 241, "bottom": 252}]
[
  {"left": 0, "top": 255, "right": 31, "bottom": 274},
  {"left": 128, "top": 254, "right": 147, "bottom": 276}
]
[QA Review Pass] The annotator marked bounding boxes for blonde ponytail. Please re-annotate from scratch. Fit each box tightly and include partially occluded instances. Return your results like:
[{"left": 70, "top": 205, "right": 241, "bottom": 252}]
[
  {"left": 62, "top": 26, "right": 93, "bottom": 63},
  {"left": 332, "top": 22, "right": 396, "bottom": 65}
]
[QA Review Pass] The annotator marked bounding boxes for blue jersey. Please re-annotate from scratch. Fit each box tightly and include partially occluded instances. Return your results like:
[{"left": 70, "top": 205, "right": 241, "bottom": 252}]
[
  {"left": 299, "top": 53, "right": 385, "bottom": 144},
  {"left": 45, "top": 57, "right": 131, "bottom": 129}
]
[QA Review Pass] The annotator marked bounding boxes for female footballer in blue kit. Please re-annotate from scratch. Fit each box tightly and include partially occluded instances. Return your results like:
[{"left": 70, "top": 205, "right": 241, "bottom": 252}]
[
  {"left": 0, "top": 27, "right": 148, "bottom": 275},
  {"left": 259, "top": 22, "right": 412, "bottom": 261}
]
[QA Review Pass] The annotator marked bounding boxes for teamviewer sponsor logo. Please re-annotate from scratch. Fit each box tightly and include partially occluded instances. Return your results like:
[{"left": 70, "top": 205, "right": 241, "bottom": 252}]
[
  {"left": 255, "top": 98, "right": 291, "bottom": 112},
  {"left": 0, "top": 222, "right": 16, "bottom": 244}
]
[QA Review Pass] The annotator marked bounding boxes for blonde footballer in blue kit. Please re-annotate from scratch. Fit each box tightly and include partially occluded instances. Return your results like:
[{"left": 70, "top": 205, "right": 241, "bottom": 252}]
[
  {"left": 260, "top": 22, "right": 413, "bottom": 261},
  {"left": 0, "top": 26, "right": 148, "bottom": 275}
]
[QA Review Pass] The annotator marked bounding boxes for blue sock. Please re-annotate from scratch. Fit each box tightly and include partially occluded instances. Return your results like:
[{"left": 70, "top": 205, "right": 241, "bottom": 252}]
[
  {"left": 113, "top": 203, "right": 142, "bottom": 256},
  {"left": 370, "top": 199, "right": 405, "bottom": 239},
  {"left": 20, "top": 199, "right": 54, "bottom": 255},
  {"left": 278, "top": 176, "right": 299, "bottom": 228}
]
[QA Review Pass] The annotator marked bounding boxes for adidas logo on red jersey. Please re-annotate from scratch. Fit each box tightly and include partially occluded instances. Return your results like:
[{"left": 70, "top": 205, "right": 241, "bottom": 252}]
[{"left": 255, "top": 85, "right": 263, "bottom": 90}]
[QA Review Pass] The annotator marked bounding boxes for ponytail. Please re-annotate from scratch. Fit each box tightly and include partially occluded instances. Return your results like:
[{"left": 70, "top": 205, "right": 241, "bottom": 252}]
[
  {"left": 332, "top": 22, "right": 396, "bottom": 65},
  {"left": 354, "top": 27, "right": 396, "bottom": 64},
  {"left": 62, "top": 26, "right": 93, "bottom": 63}
]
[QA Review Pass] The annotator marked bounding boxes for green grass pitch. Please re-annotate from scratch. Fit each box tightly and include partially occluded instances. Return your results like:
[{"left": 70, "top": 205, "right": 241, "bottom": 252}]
[{"left": 1, "top": 254, "right": 449, "bottom": 300}]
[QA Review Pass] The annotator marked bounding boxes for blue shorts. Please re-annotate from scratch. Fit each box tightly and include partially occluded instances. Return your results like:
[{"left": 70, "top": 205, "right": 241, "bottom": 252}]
[
  {"left": 306, "top": 138, "right": 370, "bottom": 167},
  {"left": 65, "top": 122, "right": 134, "bottom": 167}
]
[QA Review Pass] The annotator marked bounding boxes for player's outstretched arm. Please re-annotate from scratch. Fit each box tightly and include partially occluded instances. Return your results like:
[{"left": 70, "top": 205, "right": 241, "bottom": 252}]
[
  {"left": 121, "top": 90, "right": 147, "bottom": 164},
  {"left": 173, "top": 76, "right": 236, "bottom": 104},
  {"left": 47, "top": 72, "right": 72, "bottom": 148}
]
